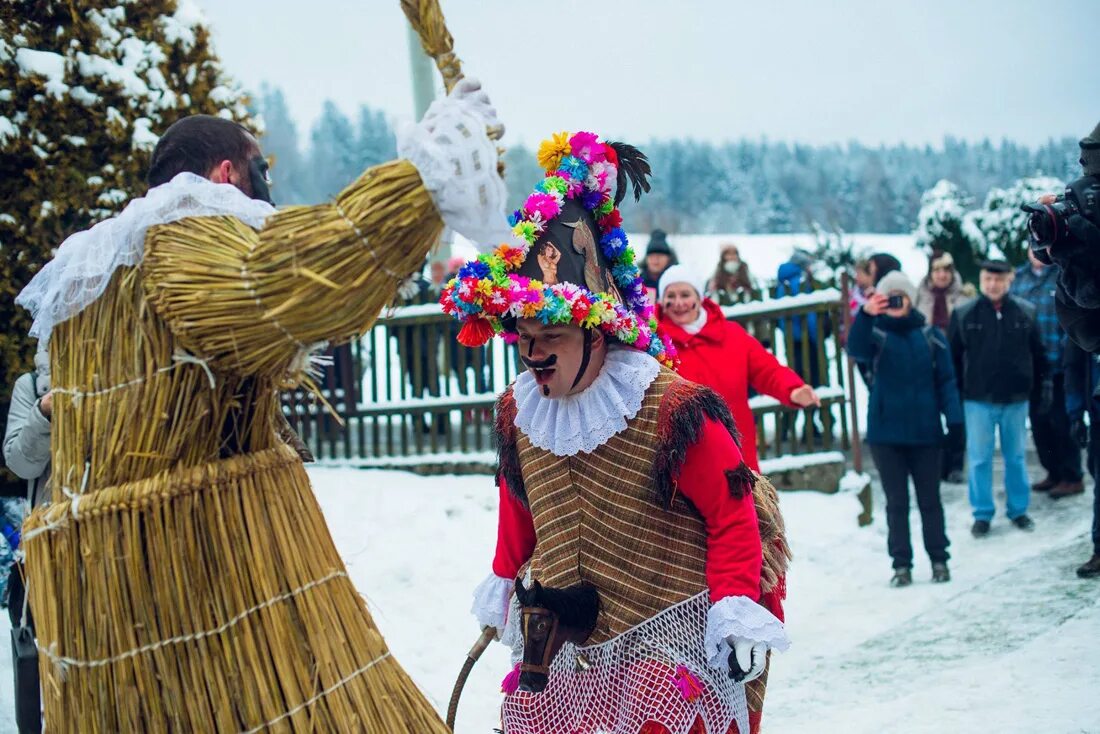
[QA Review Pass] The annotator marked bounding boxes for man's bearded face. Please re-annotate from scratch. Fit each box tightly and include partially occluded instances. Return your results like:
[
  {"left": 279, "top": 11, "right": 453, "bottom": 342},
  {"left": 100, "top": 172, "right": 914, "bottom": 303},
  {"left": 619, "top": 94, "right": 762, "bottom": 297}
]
[{"left": 516, "top": 319, "right": 592, "bottom": 400}]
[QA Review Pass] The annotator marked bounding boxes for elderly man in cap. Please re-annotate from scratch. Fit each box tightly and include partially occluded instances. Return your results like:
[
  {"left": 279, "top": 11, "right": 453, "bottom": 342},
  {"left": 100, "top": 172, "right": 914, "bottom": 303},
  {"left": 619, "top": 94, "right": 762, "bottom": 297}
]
[{"left": 949, "top": 261, "right": 1048, "bottom": 537}]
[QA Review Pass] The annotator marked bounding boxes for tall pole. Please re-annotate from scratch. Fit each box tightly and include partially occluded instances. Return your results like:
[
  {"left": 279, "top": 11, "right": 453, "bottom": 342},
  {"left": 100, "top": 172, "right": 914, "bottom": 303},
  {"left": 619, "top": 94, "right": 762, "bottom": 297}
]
[
  {"left": 407, "top": 24, "right": 436, "bottom": 122},
  {"left": 406, "top": 23, "right": 447, "bottom": 264}
]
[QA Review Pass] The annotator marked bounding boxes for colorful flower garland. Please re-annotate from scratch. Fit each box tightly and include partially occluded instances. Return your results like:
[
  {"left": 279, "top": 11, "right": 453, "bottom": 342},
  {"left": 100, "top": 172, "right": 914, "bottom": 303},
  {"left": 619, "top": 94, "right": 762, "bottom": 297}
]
[{"left": 440, "top": 131, "right": 677, "bottom": 368}]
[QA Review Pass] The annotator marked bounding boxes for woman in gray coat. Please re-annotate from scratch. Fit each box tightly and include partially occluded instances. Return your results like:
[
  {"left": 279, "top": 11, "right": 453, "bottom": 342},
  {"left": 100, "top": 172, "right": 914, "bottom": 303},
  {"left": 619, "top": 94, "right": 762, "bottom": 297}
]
[{"left": 3, "top": 348, "right": 52, "bottom": 506}]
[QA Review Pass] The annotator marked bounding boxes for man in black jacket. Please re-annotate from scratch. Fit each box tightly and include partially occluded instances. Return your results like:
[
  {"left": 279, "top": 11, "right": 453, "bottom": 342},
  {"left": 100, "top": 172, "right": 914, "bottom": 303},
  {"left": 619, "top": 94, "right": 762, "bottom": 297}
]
[{"left": 949, "top": 260, "right": 1048, "bottom": 537}]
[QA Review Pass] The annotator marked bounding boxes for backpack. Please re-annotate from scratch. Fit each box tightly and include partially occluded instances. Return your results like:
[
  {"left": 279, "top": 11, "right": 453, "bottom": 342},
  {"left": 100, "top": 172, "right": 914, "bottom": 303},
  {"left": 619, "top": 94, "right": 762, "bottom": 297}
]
[{"left": 866, "top": 325, "right": 941, "bottom": 389}]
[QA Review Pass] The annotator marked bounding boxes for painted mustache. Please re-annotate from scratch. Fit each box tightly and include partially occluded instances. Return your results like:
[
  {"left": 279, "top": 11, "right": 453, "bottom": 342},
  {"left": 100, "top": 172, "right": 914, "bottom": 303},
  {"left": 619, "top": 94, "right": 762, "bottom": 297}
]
[{"left": 520, "top": 354, "right": 558, "bottom": 371}]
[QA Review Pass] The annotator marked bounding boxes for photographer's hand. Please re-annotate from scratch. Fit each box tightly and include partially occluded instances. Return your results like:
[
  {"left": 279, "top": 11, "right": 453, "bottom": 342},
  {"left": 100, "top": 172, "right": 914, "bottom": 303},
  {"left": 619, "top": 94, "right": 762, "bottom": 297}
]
[{"left": 863, "top": 293, "right": 888, "bottom": 316}]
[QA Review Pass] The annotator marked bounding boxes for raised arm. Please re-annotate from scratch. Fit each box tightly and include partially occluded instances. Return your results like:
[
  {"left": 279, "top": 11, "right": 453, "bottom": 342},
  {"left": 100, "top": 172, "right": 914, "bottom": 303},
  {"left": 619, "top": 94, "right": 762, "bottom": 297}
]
[{"left": 143, "top": 82, "right": 509, "bottom": 377}]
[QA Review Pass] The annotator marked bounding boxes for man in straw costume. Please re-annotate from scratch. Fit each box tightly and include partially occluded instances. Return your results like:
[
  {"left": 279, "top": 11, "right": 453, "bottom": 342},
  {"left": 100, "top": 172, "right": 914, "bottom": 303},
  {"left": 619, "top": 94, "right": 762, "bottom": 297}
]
[
  {"left": 15, "top": 78, "right": 507, "bottom": 731},
  {"left": 441, "top": 131, "right": 791, "bottom": 734}
]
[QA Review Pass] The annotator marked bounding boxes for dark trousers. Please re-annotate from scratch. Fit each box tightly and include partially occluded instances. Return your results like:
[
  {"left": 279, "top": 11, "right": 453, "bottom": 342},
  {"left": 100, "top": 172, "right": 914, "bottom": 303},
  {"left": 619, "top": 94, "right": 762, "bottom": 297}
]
[
  {"left": 1088, "top": 419, "right": 1100, "bottom": 555},
  {"left": 870, "top": 443, "right": 951, "bottom": 569},
  {"left": 942, "top": 422, "right": 966, "bottom": 478},
  {"left": 1030, "top": 373, "right": 1083, "bottom": 483}
]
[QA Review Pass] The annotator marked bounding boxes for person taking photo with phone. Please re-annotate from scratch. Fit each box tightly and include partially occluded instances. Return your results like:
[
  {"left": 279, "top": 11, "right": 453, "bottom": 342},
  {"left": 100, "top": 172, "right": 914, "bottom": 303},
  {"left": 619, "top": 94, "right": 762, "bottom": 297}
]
[{"left": 848, "top": 271, "right": 963, "bottom": 586}]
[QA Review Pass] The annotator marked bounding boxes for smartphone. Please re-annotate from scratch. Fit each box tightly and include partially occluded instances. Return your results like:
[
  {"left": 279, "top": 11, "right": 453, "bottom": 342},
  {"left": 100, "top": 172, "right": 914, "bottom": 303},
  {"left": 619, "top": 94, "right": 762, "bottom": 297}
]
[{"left": 887, "top": 295, "right": 904, "bottom": 309}]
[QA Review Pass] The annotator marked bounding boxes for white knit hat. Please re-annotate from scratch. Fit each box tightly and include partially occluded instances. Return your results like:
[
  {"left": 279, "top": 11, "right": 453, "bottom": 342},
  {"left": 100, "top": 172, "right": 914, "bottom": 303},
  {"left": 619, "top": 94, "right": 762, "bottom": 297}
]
[
  {"left": 658, "top": 264, "right": 706, "bottom": 301},
  {"left": 876, "top": 270, "right": 917, "bottom": 303}
]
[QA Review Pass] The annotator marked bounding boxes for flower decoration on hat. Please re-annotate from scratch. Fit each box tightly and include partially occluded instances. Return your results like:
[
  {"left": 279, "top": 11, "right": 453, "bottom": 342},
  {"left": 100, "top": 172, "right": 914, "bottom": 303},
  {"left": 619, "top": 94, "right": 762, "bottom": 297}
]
[{"left": 440, "top": 131, "right": 677, "bottom": 368}]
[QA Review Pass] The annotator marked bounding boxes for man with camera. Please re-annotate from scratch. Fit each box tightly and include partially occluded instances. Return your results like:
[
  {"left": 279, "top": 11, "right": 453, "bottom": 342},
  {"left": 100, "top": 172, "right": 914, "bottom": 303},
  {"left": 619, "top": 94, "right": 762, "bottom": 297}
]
[
  {"left": 948, "top": 261, "right": 1047, "bottom": 538},
  {"left": 1025, "top": 121, "right": 1100, "bottom": 578},
  {"left": 1025, "top": 122, "right": 1100, "bottom": 352}
]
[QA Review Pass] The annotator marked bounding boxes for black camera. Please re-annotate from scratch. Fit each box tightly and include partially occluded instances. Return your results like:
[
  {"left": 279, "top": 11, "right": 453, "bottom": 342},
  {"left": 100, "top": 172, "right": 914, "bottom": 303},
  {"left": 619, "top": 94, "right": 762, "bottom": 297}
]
[
  {"left": 886, "top": 295, "right": 904, "bottom": 309},
  {"left": 1022, "top": 174, "right": 1100, "bottom": 250}
]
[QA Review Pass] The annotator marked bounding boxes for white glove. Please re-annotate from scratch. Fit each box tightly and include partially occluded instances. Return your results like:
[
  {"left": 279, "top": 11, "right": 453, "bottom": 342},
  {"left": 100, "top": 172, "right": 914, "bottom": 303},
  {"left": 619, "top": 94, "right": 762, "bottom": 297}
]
[
  {"left": 726, "top": 636, "right": 768, "bottom": 683},
  {"left": 398, "top": 77, "right": 511, "bottom": 250}
]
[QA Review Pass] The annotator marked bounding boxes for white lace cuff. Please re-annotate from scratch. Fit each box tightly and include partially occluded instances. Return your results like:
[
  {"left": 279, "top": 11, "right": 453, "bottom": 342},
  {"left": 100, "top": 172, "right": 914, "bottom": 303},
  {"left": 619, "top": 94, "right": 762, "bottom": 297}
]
[
  {"left": 397, "top": 86, "right": 510, "bottom": 250},
  {"left": 471, "top": 573, "right": 514, "bottom": 631},
  {"left": 704, "top": 595, "right": 790, "bottom": 669}
]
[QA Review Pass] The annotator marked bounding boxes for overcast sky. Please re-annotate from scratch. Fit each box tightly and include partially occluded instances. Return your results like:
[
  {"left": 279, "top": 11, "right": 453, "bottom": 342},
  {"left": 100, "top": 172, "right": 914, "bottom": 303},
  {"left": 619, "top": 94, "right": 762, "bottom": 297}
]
[{"left": 194, "top": 0, "right": 1098, "bottom": 149}]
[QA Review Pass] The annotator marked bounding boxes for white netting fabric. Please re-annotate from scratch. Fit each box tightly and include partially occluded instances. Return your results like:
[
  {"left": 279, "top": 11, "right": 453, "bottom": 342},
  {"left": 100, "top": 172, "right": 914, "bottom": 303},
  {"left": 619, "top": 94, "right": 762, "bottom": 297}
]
[
  {"left": 513, "top": 347, "right": 662, "bottom": 457},
  {"left": 501, "top": 591, "right": 749, "bottom": 734},
  {"left": 16, "top": 173, "right": 276, "bottom": 344},
  {"left": 397, "top": 78, "right": 511, "bottom": 250}
]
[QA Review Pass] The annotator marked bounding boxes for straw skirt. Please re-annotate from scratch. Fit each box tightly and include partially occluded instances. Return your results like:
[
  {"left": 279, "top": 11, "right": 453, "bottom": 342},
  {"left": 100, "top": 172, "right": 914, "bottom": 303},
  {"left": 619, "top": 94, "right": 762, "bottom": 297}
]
[{"left": 23, "top": 444, "right": 450, "bottom": 733}]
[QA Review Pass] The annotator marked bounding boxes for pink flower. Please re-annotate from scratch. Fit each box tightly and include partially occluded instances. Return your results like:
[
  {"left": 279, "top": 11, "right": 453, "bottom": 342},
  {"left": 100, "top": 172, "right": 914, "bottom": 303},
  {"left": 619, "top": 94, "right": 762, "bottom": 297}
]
[
  {"left": 525, "top": 192, "right": 561, "bottom": 221},
  {"left": 569, "top": 132, "right": 604, "bottom": 164}
]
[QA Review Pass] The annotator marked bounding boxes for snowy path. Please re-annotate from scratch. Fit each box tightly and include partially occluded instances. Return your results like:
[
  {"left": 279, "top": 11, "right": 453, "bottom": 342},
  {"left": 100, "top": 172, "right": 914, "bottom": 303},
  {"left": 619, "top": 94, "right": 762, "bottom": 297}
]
[{"left": 0, "top": 459, "right": 1096, "bottom": 733}]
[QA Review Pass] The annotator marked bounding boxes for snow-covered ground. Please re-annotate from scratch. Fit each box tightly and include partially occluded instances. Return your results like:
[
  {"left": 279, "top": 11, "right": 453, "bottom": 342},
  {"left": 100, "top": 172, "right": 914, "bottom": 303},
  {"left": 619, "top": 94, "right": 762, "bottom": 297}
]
[{"left": 2, "top": 463, "right": 1096, "bottom": 733}]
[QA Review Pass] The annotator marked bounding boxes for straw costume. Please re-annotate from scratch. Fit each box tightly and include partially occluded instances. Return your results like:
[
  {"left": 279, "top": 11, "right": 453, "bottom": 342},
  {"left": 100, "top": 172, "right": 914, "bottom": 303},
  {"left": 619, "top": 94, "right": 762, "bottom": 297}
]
[
  {"left": 14, "top": 78, "right": 508, "bottom": 731},
  {"left": 442, "top": 132, "right": 791, "bottom": 734}
]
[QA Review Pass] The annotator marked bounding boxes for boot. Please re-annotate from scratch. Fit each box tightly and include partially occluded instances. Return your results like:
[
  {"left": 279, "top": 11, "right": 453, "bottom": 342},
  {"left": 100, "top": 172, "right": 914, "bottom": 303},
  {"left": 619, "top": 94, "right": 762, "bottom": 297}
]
[
  {"left": 931, "top": 562, "right": 950, "bottom": 583},
  {"left": 1077, "top": 554, "right": 1100, "bottom": 579},
  {"left": 1050, "top": 481, "right": 1085, "bottom": 499},
  {"left": 890, "top": 568, "right": 912, "bottom": 588},
  {"left": 1031, "top": 475, "right": 1058, "bottom": 492}
]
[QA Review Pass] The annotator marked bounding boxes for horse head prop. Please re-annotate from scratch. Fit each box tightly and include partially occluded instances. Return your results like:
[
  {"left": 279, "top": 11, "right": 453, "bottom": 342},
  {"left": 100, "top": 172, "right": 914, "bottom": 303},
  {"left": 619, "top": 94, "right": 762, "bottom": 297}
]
[{"left": 514, "top": 578, "right": 599, "bottom": 693}]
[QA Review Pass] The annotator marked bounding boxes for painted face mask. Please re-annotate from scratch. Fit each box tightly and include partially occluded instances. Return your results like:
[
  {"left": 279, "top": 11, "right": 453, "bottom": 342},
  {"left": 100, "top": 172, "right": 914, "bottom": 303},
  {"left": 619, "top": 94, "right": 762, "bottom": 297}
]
[{"left": 248, "top": 155, "right": 274, "bottom": 205}]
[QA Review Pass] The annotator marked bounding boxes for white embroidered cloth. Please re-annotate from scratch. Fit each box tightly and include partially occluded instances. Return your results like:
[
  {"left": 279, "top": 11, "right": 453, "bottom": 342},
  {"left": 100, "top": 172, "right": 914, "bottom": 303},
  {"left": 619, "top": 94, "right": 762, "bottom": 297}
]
[
  {"left": 397, "top": 78, "right": 511, "bottom": 250},
  {"left": 501, "top": 591, "right": 750, "bottom": 734},
  {"left": 16, "top": 172, "right": 276, "bottom": 344},
  {"left": 513, "top": 347, "right": 661, "bottom": 457}
]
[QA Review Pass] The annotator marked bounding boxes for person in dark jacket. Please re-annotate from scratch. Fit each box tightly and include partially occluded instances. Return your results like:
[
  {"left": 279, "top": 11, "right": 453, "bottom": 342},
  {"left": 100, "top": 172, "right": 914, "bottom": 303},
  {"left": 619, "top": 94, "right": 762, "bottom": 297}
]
[
  {"left": 1012, "top": 249, "right": 1083, "bottom": 498},
  {"left": 949, "top": 260, "right": 1048, "bottom": 537},
  {"left": 640, "top": 229, "right": 677, "bottom": 302},
  {"left": 1045, "top": 121, "right": 1100, "bottom": 354},
  {"left": 848, "top": 271, "right": 963, "bottom": 586},
  {"left": 1063, "top": 340, "right": 1100, "bottom": 578}
]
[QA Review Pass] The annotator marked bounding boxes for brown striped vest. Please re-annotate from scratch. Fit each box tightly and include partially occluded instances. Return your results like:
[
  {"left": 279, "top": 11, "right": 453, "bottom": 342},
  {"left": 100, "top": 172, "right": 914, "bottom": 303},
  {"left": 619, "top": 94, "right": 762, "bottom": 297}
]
[{"left": 499, "top": 368, "right": 726, "bottom": 643}]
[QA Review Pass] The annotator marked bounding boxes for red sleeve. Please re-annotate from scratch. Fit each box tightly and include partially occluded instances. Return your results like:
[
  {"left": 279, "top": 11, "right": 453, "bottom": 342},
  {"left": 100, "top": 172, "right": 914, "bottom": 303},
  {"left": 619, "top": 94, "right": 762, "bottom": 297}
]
[
  {"left": 491, "top": 477, "right": 536, "bottom": 580},
  {"left": 737, "top": 322, "right": 805, "bottom": 406},
  {"left": 676, "top": 416, "right": 763, "bottom": 603}
]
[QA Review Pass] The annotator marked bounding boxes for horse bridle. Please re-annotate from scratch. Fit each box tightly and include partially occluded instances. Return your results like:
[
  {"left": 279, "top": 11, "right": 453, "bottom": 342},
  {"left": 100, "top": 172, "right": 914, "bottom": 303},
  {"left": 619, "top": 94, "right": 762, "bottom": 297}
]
[{"left": 519, "top": 605, "right": 560, "bottom": 676}]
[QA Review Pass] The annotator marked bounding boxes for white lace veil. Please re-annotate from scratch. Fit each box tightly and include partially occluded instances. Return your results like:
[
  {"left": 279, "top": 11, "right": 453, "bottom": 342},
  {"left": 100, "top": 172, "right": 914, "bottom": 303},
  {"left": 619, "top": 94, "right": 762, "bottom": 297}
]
[{"left": 16, "top": 173, "right": 276, "bottom": 344}]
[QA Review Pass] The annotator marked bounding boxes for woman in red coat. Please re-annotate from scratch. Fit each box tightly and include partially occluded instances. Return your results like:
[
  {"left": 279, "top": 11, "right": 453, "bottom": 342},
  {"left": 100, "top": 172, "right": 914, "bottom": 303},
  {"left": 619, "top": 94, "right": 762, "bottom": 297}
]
[{"left": 658, "top": 265, "right": 820, "bottom": 471}]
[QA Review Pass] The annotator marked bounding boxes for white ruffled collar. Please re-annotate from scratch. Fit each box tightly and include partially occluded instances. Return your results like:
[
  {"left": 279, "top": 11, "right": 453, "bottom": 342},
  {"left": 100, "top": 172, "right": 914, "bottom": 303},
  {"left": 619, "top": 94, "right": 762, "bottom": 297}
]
[{"left": 513, "top": 347, "right": 661, "bottom": 457}]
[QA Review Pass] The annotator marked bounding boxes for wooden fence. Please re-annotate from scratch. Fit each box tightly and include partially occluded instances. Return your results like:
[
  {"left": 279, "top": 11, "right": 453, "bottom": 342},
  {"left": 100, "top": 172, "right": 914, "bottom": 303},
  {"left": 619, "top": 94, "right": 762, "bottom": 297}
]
[{"left": 282, "top": 287, "right": 851, "bottom": 471}]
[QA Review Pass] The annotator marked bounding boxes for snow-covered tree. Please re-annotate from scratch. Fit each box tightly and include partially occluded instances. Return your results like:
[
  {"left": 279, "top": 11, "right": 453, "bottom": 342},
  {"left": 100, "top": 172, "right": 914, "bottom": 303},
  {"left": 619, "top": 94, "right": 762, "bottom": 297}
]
[
  {"left": 355, "top": 106, "right": 396, "bottom": 174},
  {"left": 0, "top": 0, "right": 255, "bottom": 492},
  {"left": 913, "top": 179, "right": 986, "bottom": 285},
  {"left": 974, "top": 175, "right": 1065, "bottom": 266},
  {"left": 308, "top": 101, "right": 359, "bottom": 200},
  {"left": 255, "top": 85, "right": 314, "bottom": 205}
]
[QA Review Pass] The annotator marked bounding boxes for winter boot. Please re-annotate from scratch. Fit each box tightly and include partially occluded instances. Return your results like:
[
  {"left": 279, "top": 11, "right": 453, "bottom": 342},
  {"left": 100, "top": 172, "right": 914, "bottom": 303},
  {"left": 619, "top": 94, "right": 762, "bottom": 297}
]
[
  {"left": 1011, "top": 515, "right": 1036, "bottom": 532},
  {"left": 1076, "top": 554, "right": 1100, "bottom": 579},
  {"left": 890, "top": 568, "right": 913, "bottom": 587},
  {"left": 1050, "top": 481, "right": 1085, "bottom": 499},
  {"left": 1031, "top": 476, "right": 1057, "bottom": 493},
  {"left": 945, "top": 469, "right": 965, "bottom": 484},
  {"left": 931, "top": 562, "right": 950, "bottom": 583},
  {"left": 971, "top": 520, "right": 991, "bottom": 538}
]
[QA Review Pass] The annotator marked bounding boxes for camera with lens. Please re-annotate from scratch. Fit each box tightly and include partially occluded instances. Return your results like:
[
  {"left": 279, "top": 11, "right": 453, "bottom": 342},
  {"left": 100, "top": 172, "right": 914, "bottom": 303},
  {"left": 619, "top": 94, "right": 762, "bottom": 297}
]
[{"left": 1021, "top": 173, "right": 1100, "bottom": 251}]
